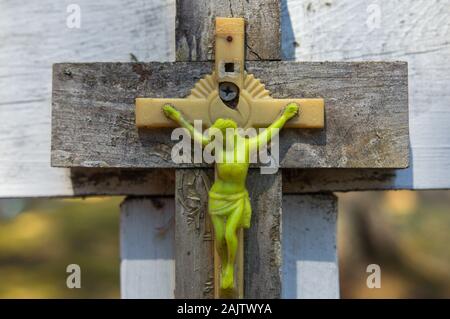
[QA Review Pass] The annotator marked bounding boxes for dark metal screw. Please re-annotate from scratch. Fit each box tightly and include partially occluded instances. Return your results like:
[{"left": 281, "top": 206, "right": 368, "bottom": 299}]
[
  {"left": 219, "top": 82, "right": 238, "bottom": 102},
  {"left": 227, "top": 36, "right": 233, "bottom": 42}
]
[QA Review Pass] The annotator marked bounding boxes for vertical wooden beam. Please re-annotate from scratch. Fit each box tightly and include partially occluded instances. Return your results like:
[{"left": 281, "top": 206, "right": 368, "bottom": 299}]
[
  {"left": 120, "top": 197, "right": 175, "bottom": 298},
  {"left": 282, "top": 194, "right": 340, "bottom": 299},
  {"left": 176, "top": 0, "right": 281, "bottom": 61},
  {"left": 245, "top": 170, "right": 282, "bottom": 298},
  {"left": 175, "top": 169, "right": 283, "bottom": 298},
  {"left": 174, "top": 0, "right": 282, "bottom": 298},
  {"left": 175, "top": 169, "right": 215, "bottom": 298}
]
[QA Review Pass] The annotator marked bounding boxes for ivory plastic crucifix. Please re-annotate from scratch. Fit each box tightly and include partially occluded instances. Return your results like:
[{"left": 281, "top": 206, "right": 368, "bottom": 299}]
[{"left": 135, "top": 17, "right": 324, "bottom": 298}]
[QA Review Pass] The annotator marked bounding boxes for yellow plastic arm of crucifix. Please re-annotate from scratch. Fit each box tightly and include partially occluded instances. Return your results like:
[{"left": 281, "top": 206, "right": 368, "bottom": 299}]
[{"left": 162, "top": 104, "right": 211, "bottom": 146}]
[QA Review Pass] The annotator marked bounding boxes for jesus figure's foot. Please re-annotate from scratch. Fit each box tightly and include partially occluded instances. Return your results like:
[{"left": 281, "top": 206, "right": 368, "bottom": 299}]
[{"left": 221, "top": 265, "right": 234, "bottom": 289}]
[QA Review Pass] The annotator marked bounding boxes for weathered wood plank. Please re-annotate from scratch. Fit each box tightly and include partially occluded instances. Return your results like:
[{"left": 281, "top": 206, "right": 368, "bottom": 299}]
[
  {"left": 282, "top": 193, "right": 339, "bottom": 299},
  {"left": 245, "top": 170, "right": 282, "bottom": 298},
  {"left": 51, "top": 61, "right": 408, "bottom": 169},
  {"left": 12, "top": 167, "right": 426, "bottom": 198},
  {"left": 37, "top": 168, "right": 438, "bottom": 197},
  {"left": 2, "top": 0, "right": 449, "bottom": 198},
  {"left": 120, "top": 197, "right": 175, "bottom": 298},
  {"left": 283, "top": 168, "right": 404, "bottom": 193},
  {"left": 0, "top": 0, "right": 176, "bottom": 198},
  {"left": 280, "top": 0, "right": 450, "bottom": 190},
  {"left": 0, "top": 165, "right": 436, "bottom": 198},
  {"left": 176, "top": 0, "right": 280, "bottom": 61},
  {"left": 175, "top": 169, "right": 215, "bottom": 298},
  {"left": 69, "top": 168, "right": 174, "bottom": 196}
]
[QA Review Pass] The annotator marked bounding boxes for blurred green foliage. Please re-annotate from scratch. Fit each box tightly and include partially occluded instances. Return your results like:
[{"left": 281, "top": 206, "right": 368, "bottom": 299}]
[
  {"left": 339, "top": 191, "right": 450, "bottom": 298},
  {"left": 0, "top": 197, "right": 122, "bottom": 298},
  {"left": 0, "top": 191, "right": 449, "bottom": 298}
]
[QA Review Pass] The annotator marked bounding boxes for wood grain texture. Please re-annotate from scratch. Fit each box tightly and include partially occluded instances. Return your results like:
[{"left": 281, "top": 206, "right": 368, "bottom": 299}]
[
  {"left": 281, "top": 0, "right": 450, "bottom": 189},
  {"left": 283, "top": 168, "right": 407, "bottom": 193},
  {"left": 15, "top": 167, "right": 427, "bottom": 198},
  {"left": 51, "top": 61, "right": 408, "bottom": 169},
  {"left": 2, "top": 0, "right": 449, "bottom": 197},
  {"left": 175, "top": 169, "right": 215, "bottom": 298},
  {"left": 176, "top": 0, "right": 281, "bottom": 61},
  {"left": 282, "top": 194, "right": 339, "bottom": 299},
  {"left": 120, "top": 197, "right": 175, "bottom": 298},
  {"left": 244, "top": 170, "right": 282, "bottom": 298},
  {"left": 0, "top": 0, "right": 175, "bottom": 198}
]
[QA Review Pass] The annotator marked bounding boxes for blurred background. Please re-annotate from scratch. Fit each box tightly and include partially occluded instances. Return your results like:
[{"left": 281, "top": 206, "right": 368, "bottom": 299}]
[
  {"left": 0, "top": 191, "right": 448, "bottom": 298},
  {"left": 338, "top": 191, "right": 450, "bottom": 298},
  {"left": 0, "top": 197, "right": 122, "bottom": 298}
]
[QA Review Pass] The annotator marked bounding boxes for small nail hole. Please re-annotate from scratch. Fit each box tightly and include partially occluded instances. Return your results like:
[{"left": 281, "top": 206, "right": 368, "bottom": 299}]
[{"left": 224, "top": 63, "right": 234, "bottom": 73}]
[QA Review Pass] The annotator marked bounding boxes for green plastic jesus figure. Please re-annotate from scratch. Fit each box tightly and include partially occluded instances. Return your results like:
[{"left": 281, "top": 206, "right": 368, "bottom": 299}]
[{"left": 162, "top": 102, "right": 299, "bottom": 290}]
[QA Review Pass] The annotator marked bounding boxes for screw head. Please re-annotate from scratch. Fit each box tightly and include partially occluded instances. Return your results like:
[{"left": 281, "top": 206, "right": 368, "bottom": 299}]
[{"left": 219, "top": 82, "right": 238, "bottom": 102}]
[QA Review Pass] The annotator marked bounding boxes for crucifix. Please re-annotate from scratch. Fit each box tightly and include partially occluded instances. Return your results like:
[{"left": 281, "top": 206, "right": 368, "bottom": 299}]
[
  {"left": 136, "top": 17, "right": 323, "bottom": 296},
  {"left": 51, "top": 0, "right": 409, "bottom": 298}
]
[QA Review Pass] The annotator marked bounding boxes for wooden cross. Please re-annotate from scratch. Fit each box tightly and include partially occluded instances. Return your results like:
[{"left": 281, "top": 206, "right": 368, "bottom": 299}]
[
  {"left": 136, "top": 17, "right": 324, "bottom": 297},
  {"left": 50, "top": 0, "right": 409, "bottom": 298}
]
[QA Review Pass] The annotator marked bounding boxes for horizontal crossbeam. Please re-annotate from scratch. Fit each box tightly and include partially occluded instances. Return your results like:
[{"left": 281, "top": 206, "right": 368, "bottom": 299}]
[{"left": 51, "top": 61, "right": 408, "bottom": 169}]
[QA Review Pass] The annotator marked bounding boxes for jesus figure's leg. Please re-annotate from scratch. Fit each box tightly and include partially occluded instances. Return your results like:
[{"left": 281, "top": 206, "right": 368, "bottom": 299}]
[
  {"left": 222, "top": 207, "right": 243, "bottom": 289},
  {"left": 210, "top": 215, "right": 228, "bottom": 279}
]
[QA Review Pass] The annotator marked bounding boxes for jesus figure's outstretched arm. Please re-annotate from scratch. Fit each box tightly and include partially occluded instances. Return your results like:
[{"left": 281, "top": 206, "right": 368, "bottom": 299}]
[
  {"left": 162, "top": 104, "right": 211, "bottom": 147},
  {"left": 248, "top": 102, "right": 300, "bottom": 152}
]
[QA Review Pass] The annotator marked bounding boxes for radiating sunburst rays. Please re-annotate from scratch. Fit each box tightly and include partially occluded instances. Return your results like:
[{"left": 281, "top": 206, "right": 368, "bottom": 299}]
[
  {"left": 243, "top": 73, "right": 271, "bottom": 99},
  {"left": 188, "top": 74, "right": 216, "bottom": 99},
  {"left": 188, "top": 72, "right": 271, "bottom": 99}
]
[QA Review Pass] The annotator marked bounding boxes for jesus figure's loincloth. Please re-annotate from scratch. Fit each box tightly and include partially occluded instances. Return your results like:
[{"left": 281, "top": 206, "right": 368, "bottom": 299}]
[{"left": 208, "top": 190, "right": 251, "bottom": 229}]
